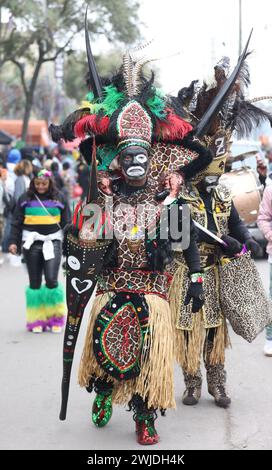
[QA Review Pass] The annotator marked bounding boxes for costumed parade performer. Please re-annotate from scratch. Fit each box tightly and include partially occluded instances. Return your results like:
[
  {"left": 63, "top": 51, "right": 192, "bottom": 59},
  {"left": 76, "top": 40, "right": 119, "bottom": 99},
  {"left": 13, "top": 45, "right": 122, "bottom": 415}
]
[
  {"left": 9, "top": 170, "right": 70, "bottom": 333},
  {"left": 169, "top": 35, "right": 272, "bottom": 408},
  {"left": 49, "top": 11, "right": 216, "bottom": 445}
]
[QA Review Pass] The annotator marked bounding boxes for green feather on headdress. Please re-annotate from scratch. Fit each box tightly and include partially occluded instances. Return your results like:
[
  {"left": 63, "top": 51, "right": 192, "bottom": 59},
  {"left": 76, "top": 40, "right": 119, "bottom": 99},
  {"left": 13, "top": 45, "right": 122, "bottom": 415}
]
[
  {"left": 84, "top": 86, "right": 125, "bottom": 117},
  {"left": 84, "top": 85, "right": 165, "bottom": 120},
  {"left": 146, "top": 89, "right": 166, "bottom": 120},
  {"left": 101, "top": 85, "right": 125, "bottom": 116}
]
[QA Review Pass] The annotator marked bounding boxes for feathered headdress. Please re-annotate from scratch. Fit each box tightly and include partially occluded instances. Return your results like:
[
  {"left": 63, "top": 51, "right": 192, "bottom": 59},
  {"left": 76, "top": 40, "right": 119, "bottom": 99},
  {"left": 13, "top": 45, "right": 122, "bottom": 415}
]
[
  {"left": 49, "top": 9, "right": 197, "bottom": 171},
  {"left": 50, "top": 62, "right": 192, "bottom": 148},
  {"left": 49, "top": 8, "right": 220, "bottom": 184},
  {"left": 175, "top": 31, "right": 272, "bottom": 140},
  {"left": 170, "top": 30, "right": 272, "bottom": 179}
]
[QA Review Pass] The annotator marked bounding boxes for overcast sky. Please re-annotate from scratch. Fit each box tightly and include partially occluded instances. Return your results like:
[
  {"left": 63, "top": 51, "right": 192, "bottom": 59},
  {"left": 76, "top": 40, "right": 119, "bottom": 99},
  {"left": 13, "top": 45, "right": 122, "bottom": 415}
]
[
  {"left": 138, "top": 0, "right": 272, "bottom": 98},
  {"left": 4, "top": 0, "right": 271, "bottom": 99}
]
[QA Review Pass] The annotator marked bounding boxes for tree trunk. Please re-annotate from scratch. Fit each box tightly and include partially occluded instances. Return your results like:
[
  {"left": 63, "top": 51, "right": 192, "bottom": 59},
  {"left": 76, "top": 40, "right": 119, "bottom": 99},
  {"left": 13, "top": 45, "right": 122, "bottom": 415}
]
[{"left": 21, "top": 59, "right": 43, "bottom": 143}]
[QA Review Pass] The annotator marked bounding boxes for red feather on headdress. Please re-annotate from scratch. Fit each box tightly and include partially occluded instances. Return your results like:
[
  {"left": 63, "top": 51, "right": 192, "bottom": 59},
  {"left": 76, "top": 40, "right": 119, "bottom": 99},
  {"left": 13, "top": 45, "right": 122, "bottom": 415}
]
[
  {"left": 155, "top": 109, "right": 192, "bottom": 141},
  {"left": 74, "top": 115, "right": 110, "bottom": 139}
]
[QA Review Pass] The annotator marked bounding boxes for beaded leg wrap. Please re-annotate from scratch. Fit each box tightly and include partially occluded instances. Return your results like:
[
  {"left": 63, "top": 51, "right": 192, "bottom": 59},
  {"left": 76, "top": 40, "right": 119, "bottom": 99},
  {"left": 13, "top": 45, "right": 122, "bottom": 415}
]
[
  {"left": 204, "top": 340, "right": 231, "bottom": 408},
  {"left": 128, "top": 394, "right": 159, "bottom": 446},
  {"left": 91, "top": 378, "right": 114, "bottom": 427},
  {"left": 182, "top": 369, "right": 202, "bottom": 406}
]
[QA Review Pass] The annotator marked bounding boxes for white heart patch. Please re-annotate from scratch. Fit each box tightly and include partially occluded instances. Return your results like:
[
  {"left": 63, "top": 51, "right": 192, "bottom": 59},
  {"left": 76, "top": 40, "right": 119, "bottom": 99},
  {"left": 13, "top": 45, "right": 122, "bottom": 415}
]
[{"left": 71, "top": 278, "right": 93, "bottom": 294}]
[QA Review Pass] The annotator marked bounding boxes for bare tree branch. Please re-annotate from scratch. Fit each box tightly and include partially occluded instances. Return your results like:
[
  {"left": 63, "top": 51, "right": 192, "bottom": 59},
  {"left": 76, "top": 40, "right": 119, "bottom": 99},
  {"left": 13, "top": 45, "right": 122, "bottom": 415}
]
[
  {"left": 10, "top": 59, "right": 28, "bottom": 96},
  {"left": 1, "top": 32, "right": 37, "bottom": 68},
  {"left": 61, "top": 0, "right": 71, "bottom": 17},
  {"left": 43, "top": 36, "right": 75, "bottom": 63}
]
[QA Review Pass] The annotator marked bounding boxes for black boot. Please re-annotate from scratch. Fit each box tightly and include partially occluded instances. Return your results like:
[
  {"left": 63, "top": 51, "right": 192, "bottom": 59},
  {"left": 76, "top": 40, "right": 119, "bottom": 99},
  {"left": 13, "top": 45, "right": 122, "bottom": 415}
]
[
  {"left": 204, "top": 341, "right": 231, "bottom": 408},
  {"left": 182, "top": 369, "right": 202, "bottom": 405}
]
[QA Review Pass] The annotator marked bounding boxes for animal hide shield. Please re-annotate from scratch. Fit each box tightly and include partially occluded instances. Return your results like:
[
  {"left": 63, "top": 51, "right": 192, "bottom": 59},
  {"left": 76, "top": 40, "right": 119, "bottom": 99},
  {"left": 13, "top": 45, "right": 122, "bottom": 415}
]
[
  {"left": 93, "top": 292, "right": 149, "bottom": 381},
  {"left": 219, "top": 252, "right": 272, "bottom": 342}
]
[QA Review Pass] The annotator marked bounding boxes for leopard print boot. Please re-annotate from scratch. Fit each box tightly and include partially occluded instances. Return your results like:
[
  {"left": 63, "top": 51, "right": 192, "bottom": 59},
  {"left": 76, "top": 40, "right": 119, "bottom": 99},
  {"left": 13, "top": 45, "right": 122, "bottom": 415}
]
[
  {"left": 182, "top": 369, "right": 202, "bottom": 405},
  {"left": 204, "top": 341, "right": 231, "bottom": 408}
]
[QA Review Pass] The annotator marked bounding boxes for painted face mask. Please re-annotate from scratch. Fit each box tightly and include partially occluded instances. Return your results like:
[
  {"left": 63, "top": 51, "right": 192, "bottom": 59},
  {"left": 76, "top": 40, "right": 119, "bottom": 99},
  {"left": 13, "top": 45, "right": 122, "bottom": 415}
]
[
  {"left": 119, "top": 146, "right": 149, "bottom": 181},
  {"left": 203, "top": 175, "right": 219, "bottom": 193}
]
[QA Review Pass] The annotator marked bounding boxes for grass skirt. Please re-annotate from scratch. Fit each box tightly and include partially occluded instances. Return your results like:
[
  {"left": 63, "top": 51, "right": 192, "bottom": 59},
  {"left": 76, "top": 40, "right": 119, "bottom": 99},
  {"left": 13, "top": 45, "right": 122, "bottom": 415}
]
[
  {"left": 169, "top": 263, "right": 230, "bottom": 375},
  {"left": 78, "top": 293, "right": 176, "bottom": 410}
]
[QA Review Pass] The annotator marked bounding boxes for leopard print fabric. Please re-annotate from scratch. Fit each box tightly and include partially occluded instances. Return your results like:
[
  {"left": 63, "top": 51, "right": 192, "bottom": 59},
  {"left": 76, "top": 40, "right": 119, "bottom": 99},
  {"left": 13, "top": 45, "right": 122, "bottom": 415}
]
[
  {"left": 182, "top": 340, "right": 227, "bottom": 390},
  {"left": 172, "top": 184, "right": 233, "bottom": 330},
  {"left": 219, "top": 252, "right": 272, "bottom": 342},
  {"left": 149, "top": 143, "right": 199, "bottom": 180},
  {"left": 183, "top": 369, "right": 203, "bottom": 389},
  {"left": 205, "top": 357, "right": 227, "bottom": 389},
  {"left": 180, "top": 183, "right": 232, "bottom": 235},
  {"left": 112, "top": 178, "right": 159, "bottom": 270},
  {"left": 174, "top": 252, "right": 223, "bottom": 330},
  {"left": 97, "top": 269, "right": 172, "bottom": 299},
  {"left": 82, "top": 178, "right": 160, "bottom": 271},
  {"left": 206, "top": 364, "right": 227, "bottom": 389}
]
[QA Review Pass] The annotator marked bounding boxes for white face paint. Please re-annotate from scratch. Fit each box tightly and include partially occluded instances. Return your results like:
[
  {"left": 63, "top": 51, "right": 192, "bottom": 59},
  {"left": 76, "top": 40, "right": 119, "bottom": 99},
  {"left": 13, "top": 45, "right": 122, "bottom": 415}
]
[
  {"left": 67, "top": 256, "right": 81, "bottom": 271},
  {"left": 127, "top": 166, "right": 145, "bottom": 177},
  {"left": 204, "top": 175, "right": 219, "bottom": 193},
  {"left": 119, "top": 146, "right": 149, "bottom": 181},
  {"left": 135, "top": 154, "right": 147, "bottom": 164},
  {"left": 204, "top": 176, "right": 219, "bottom": 185}
]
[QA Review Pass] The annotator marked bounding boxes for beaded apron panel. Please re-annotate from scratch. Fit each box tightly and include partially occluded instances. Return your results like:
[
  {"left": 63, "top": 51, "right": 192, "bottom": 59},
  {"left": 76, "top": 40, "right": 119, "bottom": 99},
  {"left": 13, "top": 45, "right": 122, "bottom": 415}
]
[{"left": 93, "top": 292, "right": 149, "bottom": 381}]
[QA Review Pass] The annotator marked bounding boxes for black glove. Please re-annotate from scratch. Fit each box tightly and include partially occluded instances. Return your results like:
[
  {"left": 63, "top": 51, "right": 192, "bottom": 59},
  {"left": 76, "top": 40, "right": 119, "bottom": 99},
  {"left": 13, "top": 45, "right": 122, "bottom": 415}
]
[
  {"left": 245, "top": 238, "right": 260, "bottom": 257},
  {"left": 155, "top": 189, "right": 170, "bottom": 201},
  {"left": 184, "top": 281, "right": 204, "bottom": 313},
  {"left": 221, "top": 234, "right": 242, "bottom": 257}
]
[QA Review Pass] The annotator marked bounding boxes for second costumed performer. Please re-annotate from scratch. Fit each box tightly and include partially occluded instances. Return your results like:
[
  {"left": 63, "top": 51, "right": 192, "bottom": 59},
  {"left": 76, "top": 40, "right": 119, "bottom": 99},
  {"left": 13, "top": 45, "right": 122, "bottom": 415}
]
[{"left": 169, "top": 39, "right": 272, "bottom": 409}]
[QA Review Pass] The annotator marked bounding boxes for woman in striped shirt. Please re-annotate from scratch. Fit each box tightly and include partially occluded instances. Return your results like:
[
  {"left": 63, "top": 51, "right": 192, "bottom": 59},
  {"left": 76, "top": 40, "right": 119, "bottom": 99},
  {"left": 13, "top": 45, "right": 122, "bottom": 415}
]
[{"left": 9, "top": 170, "right": 71, "bottom": 333}]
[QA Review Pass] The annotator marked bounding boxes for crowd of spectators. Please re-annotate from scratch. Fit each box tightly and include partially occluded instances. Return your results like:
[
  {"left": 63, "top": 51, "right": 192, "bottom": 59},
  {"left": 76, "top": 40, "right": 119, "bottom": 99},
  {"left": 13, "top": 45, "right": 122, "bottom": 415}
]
[{"left": 0, "top": 143, "right": 89, "bottom": 265}]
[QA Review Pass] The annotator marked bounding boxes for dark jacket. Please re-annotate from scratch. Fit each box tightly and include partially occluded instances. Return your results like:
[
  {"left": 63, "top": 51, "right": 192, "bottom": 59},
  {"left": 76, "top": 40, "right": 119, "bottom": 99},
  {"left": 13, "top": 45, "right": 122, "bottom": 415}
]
[{"left": 9, "top": 191, "right": 71, "bottom": 249}]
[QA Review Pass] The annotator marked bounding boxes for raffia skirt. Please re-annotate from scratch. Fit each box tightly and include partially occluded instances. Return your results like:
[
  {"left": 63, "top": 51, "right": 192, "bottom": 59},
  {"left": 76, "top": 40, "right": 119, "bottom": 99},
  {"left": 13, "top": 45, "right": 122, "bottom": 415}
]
[{"left": 169, "top": 258, "right": 230, "bottom": 375}]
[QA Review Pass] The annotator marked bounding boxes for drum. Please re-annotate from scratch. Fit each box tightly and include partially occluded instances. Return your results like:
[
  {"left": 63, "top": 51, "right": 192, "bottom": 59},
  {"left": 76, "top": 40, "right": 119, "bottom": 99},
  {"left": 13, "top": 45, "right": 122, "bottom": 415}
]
[{"left": 219, "top": 168, "right": 263, "bottom": 224}]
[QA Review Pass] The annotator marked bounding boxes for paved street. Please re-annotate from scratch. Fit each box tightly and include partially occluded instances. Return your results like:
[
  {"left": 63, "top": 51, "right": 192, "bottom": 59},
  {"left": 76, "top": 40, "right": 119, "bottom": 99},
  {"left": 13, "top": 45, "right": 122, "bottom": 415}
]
[{"left": 1, "top": 257, "right": 272, "bottom": 450}]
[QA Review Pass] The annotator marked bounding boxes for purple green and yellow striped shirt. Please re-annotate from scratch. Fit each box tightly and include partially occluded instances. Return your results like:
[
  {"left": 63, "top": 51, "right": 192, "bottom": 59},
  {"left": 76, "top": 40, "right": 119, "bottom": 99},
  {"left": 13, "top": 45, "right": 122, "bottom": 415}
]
[
  {"left": 9, "top": 192, "right": 71, "bottom": 247},
  {"left": 21, "top": 199, "right": 64, "bottom": 231}
]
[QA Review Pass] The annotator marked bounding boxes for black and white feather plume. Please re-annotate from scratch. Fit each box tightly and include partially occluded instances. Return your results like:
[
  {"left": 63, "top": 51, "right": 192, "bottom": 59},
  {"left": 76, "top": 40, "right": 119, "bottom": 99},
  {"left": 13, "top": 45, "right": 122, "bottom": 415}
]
[{"left": 230, "top": 100, "right": 272, "bottom": 138}]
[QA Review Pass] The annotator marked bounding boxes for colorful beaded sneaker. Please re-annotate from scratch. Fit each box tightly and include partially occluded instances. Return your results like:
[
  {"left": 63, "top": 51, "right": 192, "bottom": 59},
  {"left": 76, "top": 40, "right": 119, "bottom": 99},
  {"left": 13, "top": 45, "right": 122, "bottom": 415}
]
[
  {"left": 51, "top": 325, "right": 63, "bottom": 333},
  {"left": 92, "top": 391, "right": 113, "bottom": 427},
  {"left": 32, "top": 326, "right": 43, "bottom": 333}
]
